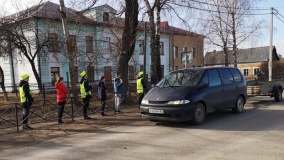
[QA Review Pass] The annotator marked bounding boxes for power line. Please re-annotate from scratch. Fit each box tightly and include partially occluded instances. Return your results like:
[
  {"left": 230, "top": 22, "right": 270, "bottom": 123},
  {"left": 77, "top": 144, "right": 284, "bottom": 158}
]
[
  {"left": 274, "top": 14, "right": 284, "bottom": 24},
  {"left": 274, "top": 9, "right": 284, "bottom": 19},
  {"left": 168, "top": 2, "right": 270, "bottom": 16},
  {"left": 187, "top": 0, "right": 271, "bottom": 11}
]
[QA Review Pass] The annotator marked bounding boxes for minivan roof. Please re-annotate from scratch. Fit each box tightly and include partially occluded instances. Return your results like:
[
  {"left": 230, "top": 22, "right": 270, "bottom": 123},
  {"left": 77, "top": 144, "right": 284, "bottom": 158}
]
[{"left": 172, "top": 66, "right": 237, "bottom": 73}]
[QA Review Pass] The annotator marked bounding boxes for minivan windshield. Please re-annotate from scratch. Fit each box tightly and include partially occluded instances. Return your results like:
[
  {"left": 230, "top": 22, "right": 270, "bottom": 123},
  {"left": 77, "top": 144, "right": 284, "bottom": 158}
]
[{"left": 156, "top": 70, "right": 204, "bottom": 88}]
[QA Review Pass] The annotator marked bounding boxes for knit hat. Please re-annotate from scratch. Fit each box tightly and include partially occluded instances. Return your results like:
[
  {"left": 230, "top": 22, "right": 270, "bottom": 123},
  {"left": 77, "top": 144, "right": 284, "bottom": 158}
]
[
  {"left": 80, "top": 71, "right": 87, "bottom": 77},
  {"left": 138, "top": 71, "right": 144, "bottom": 76},
  {"left": 21, "top": 74, "right": 29, "bottom": 80}
]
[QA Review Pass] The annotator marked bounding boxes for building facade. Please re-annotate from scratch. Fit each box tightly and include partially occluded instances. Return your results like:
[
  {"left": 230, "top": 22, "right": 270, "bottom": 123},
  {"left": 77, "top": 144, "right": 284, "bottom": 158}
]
[
  {"left": 204, "top": 46, "right": 280, "bottom": 80},
  {"left": 0, "top": 2, "right": 204, "bottom": 88}
]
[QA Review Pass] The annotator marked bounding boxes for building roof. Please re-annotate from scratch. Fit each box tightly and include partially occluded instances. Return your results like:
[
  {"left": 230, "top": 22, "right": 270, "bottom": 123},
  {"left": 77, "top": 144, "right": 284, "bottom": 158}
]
[
  {"left": 0, "top": 2, "right": 96, "bottom": 25},
  {"left": 0, "top": 2, "right": 203, "bottom": 37},
  {"left": 204, "top": 46, "right": 280, "bottom": 65}
]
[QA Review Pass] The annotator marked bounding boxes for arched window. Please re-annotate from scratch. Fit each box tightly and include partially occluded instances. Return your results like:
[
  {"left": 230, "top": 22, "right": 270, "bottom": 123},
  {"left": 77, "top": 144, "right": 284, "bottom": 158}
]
[{"left": 103, "top": 12, "right": 109, "bottom": 21}]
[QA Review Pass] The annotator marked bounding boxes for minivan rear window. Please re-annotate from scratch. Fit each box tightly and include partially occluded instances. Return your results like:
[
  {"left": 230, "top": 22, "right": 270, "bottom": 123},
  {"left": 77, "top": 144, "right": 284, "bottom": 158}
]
[
  {"left": 220, "top": 68, "right": 234, "bottom": 84},
  {"left": 156, "top": 70, "right": 204, "bottom": 87},
  {"left": 230, "top": 68, "right": 242, "bottom": 82}
]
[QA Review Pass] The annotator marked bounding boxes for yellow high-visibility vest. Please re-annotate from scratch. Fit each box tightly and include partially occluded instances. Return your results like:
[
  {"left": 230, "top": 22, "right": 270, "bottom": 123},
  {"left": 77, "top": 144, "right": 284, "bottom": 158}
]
[
  {"left": 19, "top": 84, "right": 29, "bottom": 103},
  {"left": 80, "top": 80, "right": 91, "bottom": 98},
  {"left": 136, "top": 78, "right": 143, "bottom": 94}
]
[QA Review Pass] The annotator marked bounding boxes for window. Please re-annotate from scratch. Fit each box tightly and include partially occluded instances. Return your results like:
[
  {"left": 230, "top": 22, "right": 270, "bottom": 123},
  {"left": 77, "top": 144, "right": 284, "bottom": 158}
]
[
  {"left": 199, "top": 71, "right": 208, "bottom": 84},
  {"left": 254, "top": 68, "right": 260, "bottom": 75},
  {"left": 220, "top": 68, "right": 234, "bottom": 84},
  {"left": 103, "top": 12, "right": 109, "bottom": 21},
  {"left": 160, "top": 42, "right": 164, "bottom": 55},
  {"left": 243, "top": 69, "right": 249, "bottom": 76},
  {"left": 102, "top": 37, "right": 110, "bottom": 53},
  {"left": 69, "top": 35, "right": 77, "bottom": 52},
  {"left": 87, "top": 66, "right": 94, "bottom": 82},
  {"left": 138, "top": 40, "right": 144, "bottom": 55},
  {"left": 85, "top": 36, "right": 93, "bottom": 53},
  {"left": 174, "top": 47, "right": 178, "bottom": 58},
  {"left": 230, "top": 68, "right": 242, "bottom": 82},
  {"left": 128, "top": 66, "right": 135, "bottom": 80},
  {"left": 208, "top": 69, "right": 221, "bottom": 87},
  {"left": 51, "top": 67, "right": 60, "bottom": 85},
  {"left": 160, "top": 65, "right": 164, "bottom": 78},
  {"left": 192, "top": 48, "right": 195, "bottom": 58},
  {"left": 48, "top": 33, "right": 59, "bottom": 52}
]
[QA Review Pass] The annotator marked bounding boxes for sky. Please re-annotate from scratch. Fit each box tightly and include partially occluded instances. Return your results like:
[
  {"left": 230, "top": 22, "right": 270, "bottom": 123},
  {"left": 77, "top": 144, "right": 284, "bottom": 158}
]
[{"left": 1, "top": 0, "right": 283, "bottom": 56}]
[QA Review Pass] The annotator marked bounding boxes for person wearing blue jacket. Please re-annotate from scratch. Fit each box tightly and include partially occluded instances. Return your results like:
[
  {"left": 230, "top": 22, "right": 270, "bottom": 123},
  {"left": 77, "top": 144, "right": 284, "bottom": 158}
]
[{"left": 113, "top": 72, "right": 123, "bottom": 113}]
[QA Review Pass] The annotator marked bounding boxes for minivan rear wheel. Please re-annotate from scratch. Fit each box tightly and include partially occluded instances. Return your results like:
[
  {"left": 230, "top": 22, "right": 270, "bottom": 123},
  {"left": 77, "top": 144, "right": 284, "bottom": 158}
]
[
  {"left": 192, "top": 103, "right": 206, "bottom": 125},
  {"left": 232, "top": 96, "right": 244, "bottom": 113}
]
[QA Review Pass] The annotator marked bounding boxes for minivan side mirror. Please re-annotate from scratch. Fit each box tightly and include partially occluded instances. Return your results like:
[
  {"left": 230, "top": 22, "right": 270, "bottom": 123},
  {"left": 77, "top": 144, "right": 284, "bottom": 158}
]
[{"left": 195, "top": 83, "right": 209, "bottom": 91}]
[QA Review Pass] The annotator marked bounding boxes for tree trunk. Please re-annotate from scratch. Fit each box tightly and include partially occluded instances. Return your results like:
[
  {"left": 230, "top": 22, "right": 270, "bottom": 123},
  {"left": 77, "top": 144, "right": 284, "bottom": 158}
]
[
  {"left": 231, "top": 12, "right": 238, "bottom": 67},
  {"left": 28, "top": 58, "right": 42, "bottom": 94},
  {"left": 118, "top": 0, "right": 139, "bottom": 98},
  {"left": 154, "top": 1, "right": 161, "bottom": 82},
  {"left": 59, "top": 0, "right": 79, "bottom": 99},
  {"left": 0, "top": 66, "right": 8, "bottom": 101}
]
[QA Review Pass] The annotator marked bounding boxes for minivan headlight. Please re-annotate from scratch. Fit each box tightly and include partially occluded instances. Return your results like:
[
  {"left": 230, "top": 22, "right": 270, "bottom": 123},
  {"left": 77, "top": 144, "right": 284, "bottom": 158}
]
[
  {"left": 141, "top": 100, "right": 149, "bottom": 105},
  {"left": 167, "top": 100, "right": 190, "bottom": 105}
]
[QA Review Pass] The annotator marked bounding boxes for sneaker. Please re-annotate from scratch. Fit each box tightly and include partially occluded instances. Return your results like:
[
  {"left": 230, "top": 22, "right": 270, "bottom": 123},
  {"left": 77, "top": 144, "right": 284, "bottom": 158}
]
[
  {"left": 23, "top": 126, "right": 33, "bottom": 130},
  {"left": 84, "top": 116, "right": 92, "bottom": 120}
]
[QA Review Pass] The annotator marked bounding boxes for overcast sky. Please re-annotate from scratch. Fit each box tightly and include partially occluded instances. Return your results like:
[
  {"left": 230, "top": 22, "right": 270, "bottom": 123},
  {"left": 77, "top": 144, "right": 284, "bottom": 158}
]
[{"left": 1, "top": 0, "right": 283, "bottom": 56}]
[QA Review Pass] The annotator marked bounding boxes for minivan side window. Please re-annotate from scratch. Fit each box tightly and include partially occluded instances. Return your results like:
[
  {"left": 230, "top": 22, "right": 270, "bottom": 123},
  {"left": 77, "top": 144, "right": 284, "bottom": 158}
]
[
  {"left": 208, "top": 69, "right": 222, "bottom": 87},
  {"left": 199, "top": 71, "right": 208, "bottom": 84},
  {"left": 220, "top": 68, "right": 234, "bottom": 84},
  {"left": 230, "top": 68, "right": 242, "bottom": 82}
]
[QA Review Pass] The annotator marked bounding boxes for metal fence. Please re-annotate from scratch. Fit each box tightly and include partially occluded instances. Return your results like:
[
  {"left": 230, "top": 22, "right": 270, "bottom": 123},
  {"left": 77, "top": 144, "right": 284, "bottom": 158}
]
[{"left": 0, "top": 83, "right": 146, "bottom": 132}]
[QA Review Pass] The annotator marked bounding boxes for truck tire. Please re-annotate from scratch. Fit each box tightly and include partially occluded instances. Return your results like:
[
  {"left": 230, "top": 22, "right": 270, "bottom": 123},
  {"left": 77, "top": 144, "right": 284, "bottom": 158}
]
[{"left": 274, "top": 88, "right": 282, "bottom": 102}]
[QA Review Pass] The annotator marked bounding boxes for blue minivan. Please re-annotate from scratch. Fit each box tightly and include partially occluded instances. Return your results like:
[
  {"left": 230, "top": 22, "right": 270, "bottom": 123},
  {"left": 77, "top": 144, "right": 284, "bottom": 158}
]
[{"left": 140, "top": 67, "right": 247, "bottom": 125}]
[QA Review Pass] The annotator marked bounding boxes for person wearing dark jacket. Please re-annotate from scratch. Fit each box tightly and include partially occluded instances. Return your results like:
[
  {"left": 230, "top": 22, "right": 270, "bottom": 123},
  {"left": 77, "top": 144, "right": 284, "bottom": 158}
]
[
  {"left": 98, "top": 76, "right": 107, "bottom": 116},
  {"left": 55, "top": 77, "right": 68, "bottom": 124},
  {"left": 19, "top": 74, "right": 34, "bottom": 130},
  {"left": 80, "top": 71, "right": 92, "bottom": 119}
]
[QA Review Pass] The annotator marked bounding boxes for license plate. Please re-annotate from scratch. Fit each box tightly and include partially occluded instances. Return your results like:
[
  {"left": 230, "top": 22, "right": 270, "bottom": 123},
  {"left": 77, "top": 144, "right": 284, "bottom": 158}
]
[{"left": 149, "top": 109, "right": 164, "bottom": 114}]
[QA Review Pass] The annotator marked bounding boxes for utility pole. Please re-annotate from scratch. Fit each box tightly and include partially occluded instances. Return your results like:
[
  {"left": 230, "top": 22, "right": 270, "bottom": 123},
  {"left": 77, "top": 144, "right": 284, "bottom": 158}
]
[{"left": 269, "top": 7, "right": 273, "bottom": 81}]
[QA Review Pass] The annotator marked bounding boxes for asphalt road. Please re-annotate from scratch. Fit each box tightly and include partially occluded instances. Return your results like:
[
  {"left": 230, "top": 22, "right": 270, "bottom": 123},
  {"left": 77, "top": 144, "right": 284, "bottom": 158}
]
[{"left": 1, "top": 96, "right": 284, "bottom": 160}]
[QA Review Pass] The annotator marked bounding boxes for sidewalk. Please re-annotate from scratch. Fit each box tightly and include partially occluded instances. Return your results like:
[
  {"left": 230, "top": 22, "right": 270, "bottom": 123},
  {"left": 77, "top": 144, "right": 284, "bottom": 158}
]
[{"left": 0, "top": 106, "right": 142, "bottom": 152}]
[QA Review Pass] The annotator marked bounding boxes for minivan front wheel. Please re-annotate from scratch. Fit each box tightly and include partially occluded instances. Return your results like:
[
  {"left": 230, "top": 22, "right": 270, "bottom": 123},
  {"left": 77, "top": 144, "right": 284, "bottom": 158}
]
[
  {"left": 192, "top": 103, "right": 206, "bottom": 125},
  {"left": 232, "top": 96, "right": 244, "bottom": 113}
]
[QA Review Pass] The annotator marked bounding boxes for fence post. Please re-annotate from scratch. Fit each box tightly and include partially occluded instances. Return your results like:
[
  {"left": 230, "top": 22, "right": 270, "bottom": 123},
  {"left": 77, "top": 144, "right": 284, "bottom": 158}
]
[
  {"left": 43, "top": 84, "right": 46, "bottom": 105},
  {"left": 15, "top": 103, "right": 19, "bottom": 132},
  {"left": 71, "top": 97, "right": 74, "bottom": 122}
]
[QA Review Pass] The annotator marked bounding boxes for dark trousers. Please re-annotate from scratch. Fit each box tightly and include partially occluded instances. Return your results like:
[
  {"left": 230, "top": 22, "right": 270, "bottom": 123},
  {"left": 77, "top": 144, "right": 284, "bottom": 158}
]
[
  {"left": 83, "top": 95, "right": 91, "bottom": 117},
  {"left": 100, "top": 97, "right": 106, "bottom": 115},
  {"left": 138, "top": 93, "right": 144, "bottom": 105},
  {"left": 22, "top": 102, "right": 32, "bottom": 126},
  {"left": 58, "top": 101, "right": 66, "bottom": 120}
]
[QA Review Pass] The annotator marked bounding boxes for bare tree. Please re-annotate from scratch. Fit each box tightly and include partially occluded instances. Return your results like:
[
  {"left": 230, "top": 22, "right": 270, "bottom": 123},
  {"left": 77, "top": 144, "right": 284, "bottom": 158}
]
[
  {"left": 117, "top": 0, "right": 139, "bottom": 98},
  {"left": 0, "top": 19, "right": 48, "bottom": 93},
  {"left": 200, "top": 0, "right": 264, "bottom": 67}
]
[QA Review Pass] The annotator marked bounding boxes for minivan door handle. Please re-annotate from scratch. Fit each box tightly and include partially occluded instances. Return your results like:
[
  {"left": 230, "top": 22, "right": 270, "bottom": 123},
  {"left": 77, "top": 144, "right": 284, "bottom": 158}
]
[{"left": 235, "top": 86, "right": 239, "bottom": 89}]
